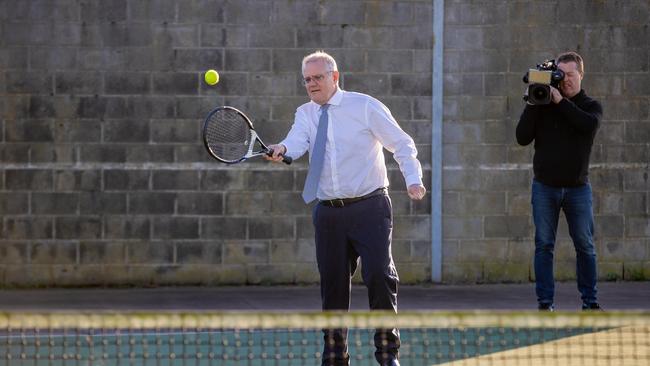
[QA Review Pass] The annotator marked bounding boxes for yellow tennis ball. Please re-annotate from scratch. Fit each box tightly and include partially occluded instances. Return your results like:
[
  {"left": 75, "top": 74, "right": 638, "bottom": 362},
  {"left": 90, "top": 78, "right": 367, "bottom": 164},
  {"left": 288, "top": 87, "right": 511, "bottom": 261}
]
[{"left": 204, "top": 69, "right": 219, "bottom": 85}]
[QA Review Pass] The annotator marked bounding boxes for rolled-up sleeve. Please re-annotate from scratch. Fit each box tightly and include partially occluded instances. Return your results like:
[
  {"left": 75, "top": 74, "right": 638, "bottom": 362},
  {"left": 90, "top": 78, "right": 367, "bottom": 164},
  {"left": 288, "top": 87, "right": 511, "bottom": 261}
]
[
  {"left": 280, "top": 108, "right": 311, "bottom": 161},
  {"left": 367, "top": 99, "right": 423, "bottom": 187}
]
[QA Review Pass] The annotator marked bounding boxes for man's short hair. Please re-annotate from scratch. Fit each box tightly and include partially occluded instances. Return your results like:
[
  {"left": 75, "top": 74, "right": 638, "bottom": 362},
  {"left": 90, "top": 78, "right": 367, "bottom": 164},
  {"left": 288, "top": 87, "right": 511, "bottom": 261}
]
[
  {"left": 557, "top": 51, "right": 584, "bottom": 76},
  {"left": 302, "top": 51, "right": 338, "bottom": 74}
]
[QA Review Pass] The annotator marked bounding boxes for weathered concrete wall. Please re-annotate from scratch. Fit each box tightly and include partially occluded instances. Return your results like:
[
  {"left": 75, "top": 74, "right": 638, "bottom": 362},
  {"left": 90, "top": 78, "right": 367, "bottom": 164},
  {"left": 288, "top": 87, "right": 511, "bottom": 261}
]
[
  {"left": 0, "top": 0, "right": 648, "bottom": 287},
  {"left": 442, "top": 0, "right": 650, "bottom": 282},
  {"left": 0, "top": 0, "right": 433, "bottom": 286}
]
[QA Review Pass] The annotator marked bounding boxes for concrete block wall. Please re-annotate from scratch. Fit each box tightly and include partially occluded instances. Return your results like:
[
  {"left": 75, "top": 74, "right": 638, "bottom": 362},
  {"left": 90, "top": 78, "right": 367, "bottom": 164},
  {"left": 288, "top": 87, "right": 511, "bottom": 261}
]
[
  {"left": 0, "top": 0, "right": 433, "bottom": 286},
  {"left": 442, "top": 0, "right": 650, "bottom": 283},
  {"left": 0, "top": 0, "right": 648, "bottom": 287}
]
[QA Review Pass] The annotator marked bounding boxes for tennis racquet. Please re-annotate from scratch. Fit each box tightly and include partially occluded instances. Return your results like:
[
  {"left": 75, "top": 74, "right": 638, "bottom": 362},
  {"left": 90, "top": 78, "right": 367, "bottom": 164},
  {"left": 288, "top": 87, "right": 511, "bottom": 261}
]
[{"left": 202, "top": 106, "right": 292, "bottom": 164}]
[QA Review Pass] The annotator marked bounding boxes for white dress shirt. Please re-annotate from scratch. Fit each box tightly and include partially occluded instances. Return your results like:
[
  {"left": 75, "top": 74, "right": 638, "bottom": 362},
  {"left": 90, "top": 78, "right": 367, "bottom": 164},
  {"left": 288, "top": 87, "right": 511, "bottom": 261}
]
[{"left": 281, "top": 88, "right": 423, "bottom": 200}]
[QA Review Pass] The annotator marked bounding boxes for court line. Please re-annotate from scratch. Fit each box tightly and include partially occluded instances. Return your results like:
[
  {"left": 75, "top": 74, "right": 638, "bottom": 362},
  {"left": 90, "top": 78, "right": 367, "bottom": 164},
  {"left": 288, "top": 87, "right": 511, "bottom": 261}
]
[{"left": 436, "top": 325, "right": 650, "bottom": 366}]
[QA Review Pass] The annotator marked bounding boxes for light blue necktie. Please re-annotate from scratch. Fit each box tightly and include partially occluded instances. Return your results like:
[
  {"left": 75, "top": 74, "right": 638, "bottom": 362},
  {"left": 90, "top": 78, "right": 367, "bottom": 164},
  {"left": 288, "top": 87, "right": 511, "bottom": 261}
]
[{"left": 302, "top": 104, "right": 329, "bottom": 203}]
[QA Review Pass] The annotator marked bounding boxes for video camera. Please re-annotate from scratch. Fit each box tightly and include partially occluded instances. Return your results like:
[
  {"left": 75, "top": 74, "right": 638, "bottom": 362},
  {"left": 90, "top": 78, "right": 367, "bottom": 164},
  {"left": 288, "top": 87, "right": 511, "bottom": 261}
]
[{"left": 522, "top": 60, "right": 565, "bottom": 105}]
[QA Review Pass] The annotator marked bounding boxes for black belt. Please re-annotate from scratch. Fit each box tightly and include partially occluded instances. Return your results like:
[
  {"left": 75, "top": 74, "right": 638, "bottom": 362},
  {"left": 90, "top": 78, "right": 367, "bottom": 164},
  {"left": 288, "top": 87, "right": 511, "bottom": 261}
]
[{"left": 319, "top": 188, "right": 387, "bottom": 208}]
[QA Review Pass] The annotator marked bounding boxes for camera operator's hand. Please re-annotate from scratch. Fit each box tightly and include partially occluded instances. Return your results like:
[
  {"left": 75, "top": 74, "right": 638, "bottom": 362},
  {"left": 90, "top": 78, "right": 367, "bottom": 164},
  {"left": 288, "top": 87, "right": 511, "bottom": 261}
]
[{"left": 550, "top": 86, "right": 563, "bottom": 104}]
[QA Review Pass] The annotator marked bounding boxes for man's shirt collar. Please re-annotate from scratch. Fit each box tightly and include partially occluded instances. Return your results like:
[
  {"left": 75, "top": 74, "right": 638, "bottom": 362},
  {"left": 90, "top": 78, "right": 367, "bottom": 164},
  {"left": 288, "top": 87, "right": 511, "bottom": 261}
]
[{"left": 312, "top": 88, "right": 343, "bottom": 108}]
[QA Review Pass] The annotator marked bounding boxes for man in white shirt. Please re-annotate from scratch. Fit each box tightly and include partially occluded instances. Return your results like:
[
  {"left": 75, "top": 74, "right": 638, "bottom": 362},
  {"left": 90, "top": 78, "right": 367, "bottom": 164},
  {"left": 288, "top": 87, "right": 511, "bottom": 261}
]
[{"left": 266, "top": 51, "right": 426, "bottom": 366}]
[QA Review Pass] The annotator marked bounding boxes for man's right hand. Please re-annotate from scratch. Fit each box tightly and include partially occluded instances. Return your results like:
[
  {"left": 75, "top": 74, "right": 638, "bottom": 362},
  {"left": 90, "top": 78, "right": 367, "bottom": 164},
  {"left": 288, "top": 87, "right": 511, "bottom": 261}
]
[
  {"left": 550, "top": 86, "right": 563, "bottom": 104},
  {"left": 265, "top": 144, "right": 287, "bottom": 162}
]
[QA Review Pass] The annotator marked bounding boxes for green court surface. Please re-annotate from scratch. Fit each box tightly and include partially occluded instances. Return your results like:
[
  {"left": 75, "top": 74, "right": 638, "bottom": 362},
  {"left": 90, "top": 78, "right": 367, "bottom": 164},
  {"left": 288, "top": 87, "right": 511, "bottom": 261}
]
[{"left": 0, "top": 327, "right": 601, "bottom": 365}]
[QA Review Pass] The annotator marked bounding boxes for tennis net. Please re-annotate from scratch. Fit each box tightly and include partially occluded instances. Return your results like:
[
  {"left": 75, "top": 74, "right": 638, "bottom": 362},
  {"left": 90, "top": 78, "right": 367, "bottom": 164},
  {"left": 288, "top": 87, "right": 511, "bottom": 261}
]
[{"left": 1, "top": 310, "right": 648, "bottom": 365}]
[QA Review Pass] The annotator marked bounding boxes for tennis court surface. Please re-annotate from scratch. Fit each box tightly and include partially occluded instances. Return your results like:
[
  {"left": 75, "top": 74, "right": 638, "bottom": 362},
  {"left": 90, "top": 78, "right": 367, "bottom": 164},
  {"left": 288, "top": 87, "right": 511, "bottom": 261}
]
[{"left": 0, "top": 282, "right": 648, "bottom": 365}]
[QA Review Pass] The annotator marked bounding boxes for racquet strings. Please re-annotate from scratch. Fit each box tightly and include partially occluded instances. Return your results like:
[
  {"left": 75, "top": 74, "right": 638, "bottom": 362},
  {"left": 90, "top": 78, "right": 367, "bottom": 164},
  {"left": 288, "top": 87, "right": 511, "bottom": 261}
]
[{"left": 205, "top": 108, "right": 251, "bottom": 161}]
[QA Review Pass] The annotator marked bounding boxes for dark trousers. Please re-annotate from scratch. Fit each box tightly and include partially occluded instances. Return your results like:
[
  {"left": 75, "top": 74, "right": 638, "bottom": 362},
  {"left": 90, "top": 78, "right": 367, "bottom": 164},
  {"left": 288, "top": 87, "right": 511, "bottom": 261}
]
[{"left": 313, "top": 194, "right": 400, "bottom": 366}]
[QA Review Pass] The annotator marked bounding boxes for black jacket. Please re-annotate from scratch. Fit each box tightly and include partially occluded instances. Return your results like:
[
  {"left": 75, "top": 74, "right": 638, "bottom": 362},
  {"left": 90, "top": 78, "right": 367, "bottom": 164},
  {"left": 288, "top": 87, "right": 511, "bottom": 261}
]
[{"left": 516, "top": 89, "right": 602, "bottom": 187}]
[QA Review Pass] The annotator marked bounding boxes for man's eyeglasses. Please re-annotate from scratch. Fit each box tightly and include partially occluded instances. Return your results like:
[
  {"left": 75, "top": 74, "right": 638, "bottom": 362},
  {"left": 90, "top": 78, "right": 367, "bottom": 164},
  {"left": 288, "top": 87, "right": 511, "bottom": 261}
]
[{"left": 301, "top": 71, "right": 333, "bottom": 86}]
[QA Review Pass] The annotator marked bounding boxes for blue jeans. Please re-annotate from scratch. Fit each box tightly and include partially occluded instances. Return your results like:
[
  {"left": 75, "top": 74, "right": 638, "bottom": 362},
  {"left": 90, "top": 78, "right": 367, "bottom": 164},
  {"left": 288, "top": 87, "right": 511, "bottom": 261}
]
[{"left": 532, "top": 179, "right": 598, "bottom": 305}]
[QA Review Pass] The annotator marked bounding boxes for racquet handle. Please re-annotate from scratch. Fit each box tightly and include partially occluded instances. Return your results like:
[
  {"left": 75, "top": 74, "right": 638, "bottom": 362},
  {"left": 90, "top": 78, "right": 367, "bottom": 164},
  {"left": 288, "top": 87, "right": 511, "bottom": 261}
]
[
  {"left": 281, "top": 155, "right": 293, "bottom": 164},
  {"left": 267, "top": 148, "right": 292, "bottom": 165}
]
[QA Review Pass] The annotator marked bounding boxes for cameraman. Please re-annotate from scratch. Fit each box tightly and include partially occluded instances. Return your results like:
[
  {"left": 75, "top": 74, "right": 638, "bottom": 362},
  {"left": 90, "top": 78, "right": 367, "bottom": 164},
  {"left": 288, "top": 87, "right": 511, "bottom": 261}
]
[{"left": 516, "top": 52, "right": 603, "bottom": 311}]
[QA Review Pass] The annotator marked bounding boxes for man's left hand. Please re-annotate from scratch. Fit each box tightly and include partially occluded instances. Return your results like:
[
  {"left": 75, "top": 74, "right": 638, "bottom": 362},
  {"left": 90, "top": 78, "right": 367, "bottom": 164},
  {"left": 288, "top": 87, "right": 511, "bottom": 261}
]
[
  {"left": 407, "top": 184, "right": 426, "bottom": 200},
  {"left": 550, "top": 86, "right": 563, "bottom": 104}
]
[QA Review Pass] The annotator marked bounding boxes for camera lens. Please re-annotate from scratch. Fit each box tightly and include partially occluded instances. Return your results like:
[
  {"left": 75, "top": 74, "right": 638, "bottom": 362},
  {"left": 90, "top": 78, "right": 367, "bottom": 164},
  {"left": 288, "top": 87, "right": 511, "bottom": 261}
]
[
  {"left": 528, "top": 84, "right": 551, "bottom": 104},
  {"left": 532, "top": 85, "right": 548, "bottom": 100}
]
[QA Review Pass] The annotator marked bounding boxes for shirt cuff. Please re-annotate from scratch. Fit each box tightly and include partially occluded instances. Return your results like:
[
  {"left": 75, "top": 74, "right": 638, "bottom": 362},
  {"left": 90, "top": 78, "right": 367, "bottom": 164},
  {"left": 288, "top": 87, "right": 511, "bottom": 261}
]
[
  {"left": 404, "top": 174, "right": 423, "bottom": 187},
  {"left": 277, "top": 142, "right": 293, "bottom": 158}
]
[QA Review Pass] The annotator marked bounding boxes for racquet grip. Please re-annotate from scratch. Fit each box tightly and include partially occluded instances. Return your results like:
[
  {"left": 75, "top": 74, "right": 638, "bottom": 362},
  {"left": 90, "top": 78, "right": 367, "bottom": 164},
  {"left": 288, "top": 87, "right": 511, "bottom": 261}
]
[
  {"left": 267, "top": 148, "right": 292, "bottom": 165},
  {"left": 281, "top": 155, "right": 292, "bottom": 165}
]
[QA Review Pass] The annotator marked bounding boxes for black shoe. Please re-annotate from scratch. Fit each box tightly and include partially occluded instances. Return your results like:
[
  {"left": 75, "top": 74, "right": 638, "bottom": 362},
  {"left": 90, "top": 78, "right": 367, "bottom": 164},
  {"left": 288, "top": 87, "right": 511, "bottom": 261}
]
[
  {"left": 538, "top": 303, "right": 555, "bottom": 312},
  {"left": 582, "top": 302, "right": 603, "bottom": 311},
  {"left": 380, "top": 360, "right": 400, "bottom": 366}
]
